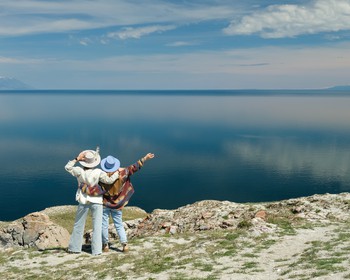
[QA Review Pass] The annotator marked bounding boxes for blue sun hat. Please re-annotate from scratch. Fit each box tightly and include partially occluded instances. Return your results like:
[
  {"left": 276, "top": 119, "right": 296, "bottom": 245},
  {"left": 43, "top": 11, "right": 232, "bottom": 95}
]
[{"left": 100, "top": 155, "right": 120, "bottom": 172}]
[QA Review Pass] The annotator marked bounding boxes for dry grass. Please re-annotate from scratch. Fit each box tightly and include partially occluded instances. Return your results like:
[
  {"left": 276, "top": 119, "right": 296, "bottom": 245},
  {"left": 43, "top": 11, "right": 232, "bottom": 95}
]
[{"left": 47, "top": 206, "right": 147, "bottom": 234}]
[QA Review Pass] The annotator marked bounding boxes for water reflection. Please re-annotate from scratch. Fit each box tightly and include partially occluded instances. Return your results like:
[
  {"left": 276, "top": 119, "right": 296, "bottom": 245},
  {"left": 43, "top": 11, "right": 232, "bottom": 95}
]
[
  {"left": 0, "top": 92, "right": 350, "bottom": 220},
  {"left": 224, "top": 136, "right": 350, "bottom": 189}
]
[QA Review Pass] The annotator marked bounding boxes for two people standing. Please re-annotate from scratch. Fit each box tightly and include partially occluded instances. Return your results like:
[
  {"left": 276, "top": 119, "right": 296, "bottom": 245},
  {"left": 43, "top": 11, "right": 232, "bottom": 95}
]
[{"left": 65, "top": 147, "right": 154, "bottom": 255}]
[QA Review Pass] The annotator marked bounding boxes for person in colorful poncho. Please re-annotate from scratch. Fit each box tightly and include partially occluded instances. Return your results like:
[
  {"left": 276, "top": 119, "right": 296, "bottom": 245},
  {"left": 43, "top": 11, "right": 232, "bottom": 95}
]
[
  {"left": 65, "top": 147, "right": 120, "bottom": 255},
  {"left": 99, "top": 152, "right": 155, "bottom": 253}
]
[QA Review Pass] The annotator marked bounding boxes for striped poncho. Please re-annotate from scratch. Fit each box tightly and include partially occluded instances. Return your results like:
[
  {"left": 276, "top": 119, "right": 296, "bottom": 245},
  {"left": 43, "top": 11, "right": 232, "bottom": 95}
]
[{"left": 99, "top": 158, "right": 145, "bottom": 209}]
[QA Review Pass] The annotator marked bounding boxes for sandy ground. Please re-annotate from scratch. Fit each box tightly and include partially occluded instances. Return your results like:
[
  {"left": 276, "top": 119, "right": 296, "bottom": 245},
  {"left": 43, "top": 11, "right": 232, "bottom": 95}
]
[{"left": 226, "top": 225, "right": 340, "bottom": 280}]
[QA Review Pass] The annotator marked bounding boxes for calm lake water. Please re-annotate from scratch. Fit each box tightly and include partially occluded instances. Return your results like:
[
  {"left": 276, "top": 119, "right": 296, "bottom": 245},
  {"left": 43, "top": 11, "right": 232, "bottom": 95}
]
[{"left": 1, "top": 90, "right": 350, "bottom": 221}]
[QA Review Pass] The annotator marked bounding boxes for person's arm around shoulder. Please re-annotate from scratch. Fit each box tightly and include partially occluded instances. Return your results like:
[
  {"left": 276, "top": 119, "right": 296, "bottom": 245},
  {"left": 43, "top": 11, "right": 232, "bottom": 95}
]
[
  {"left": 65, "top": 151, "right": 86, "bottom": 176},
  {"left": 99, "top": 170, "right": 119, "bottom": 184}
]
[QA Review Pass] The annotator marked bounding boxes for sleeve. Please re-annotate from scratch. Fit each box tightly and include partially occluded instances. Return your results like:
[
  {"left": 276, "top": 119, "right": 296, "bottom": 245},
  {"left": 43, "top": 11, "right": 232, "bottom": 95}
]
[
  {"left": 99, "top": 170, "right": 119, "bottom": 184},
  {"left": 65, "top": 159, "right": 83, "bottom": 177},
  {"left": 125, "top": 158, "right": 145, "bottom": 177}
]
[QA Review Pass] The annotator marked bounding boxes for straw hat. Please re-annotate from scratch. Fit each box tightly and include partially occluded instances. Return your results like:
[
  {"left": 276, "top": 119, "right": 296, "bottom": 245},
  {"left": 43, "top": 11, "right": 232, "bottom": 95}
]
[{"left": 79, "top": 147, "right": 101, "bottom": 168}]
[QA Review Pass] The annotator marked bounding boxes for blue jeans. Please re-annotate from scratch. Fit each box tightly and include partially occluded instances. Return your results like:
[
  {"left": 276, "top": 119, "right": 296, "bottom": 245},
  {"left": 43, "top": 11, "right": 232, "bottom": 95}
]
[
  {"left": 68, "top": 203, "right": 103, "bottom": 255},
  {"left": 102, "top": 207, "right": 127, "bottom": 245}
]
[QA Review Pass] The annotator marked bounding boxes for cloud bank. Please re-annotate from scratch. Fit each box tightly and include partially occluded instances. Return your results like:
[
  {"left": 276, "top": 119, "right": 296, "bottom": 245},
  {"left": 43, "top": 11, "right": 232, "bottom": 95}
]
[
  {"left": 0, "top": 0, "right": 236, "bottom": 37},
  {"left": 224, "top": 0, "right": 350, "bottom": 38}
]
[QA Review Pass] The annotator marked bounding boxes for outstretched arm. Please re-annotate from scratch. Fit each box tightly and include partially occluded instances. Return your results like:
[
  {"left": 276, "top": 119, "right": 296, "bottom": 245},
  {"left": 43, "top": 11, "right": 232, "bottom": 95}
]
[
  {"left": 142, "top": 153, "right": 155, "bottom": 162},
  {"left": 124, "top": 153, "right": 155, "bottom": 177}
]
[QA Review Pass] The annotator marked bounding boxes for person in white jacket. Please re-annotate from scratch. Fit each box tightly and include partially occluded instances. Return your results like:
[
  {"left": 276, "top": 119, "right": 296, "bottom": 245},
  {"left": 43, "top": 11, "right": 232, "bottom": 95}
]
[{"left": 65, "top": 147, "right": 119, "bottom": 255}]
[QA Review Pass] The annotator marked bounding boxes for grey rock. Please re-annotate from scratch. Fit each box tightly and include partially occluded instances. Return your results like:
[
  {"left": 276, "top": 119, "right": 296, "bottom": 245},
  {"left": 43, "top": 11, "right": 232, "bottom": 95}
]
[{"left": 0, "top": 212, "right": 70, "bottom": 250}]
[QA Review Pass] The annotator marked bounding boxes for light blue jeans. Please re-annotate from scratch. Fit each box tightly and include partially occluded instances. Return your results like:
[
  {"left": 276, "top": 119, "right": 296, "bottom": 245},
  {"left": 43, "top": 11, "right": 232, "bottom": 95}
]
[
  {"left": 102, "top": 207, "right": 127, "bottom": 245},
  {"left": 68, "top": 203, "right": 103, "bottom": 255}
]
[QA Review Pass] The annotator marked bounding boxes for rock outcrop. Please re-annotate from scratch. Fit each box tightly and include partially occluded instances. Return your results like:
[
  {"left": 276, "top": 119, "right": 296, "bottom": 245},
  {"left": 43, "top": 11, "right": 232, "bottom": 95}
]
[
  {"left": 140, "top": 193, "right": 349, "bottom": 235},
  {"left": 3, "top": 193, "right": 350, "bottom": 250},
  {"left": 85, "top": 192, "right": 350, "bottom": 243},
  {"left": 0, "top": 212, "right": 70, "bottom": 250}
]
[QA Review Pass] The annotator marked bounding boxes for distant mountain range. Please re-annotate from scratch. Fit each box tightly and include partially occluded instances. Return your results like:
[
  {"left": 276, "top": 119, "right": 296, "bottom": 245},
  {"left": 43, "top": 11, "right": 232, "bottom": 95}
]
[{"left": 0, "top": 76, "right": 32, "bottom": 90}]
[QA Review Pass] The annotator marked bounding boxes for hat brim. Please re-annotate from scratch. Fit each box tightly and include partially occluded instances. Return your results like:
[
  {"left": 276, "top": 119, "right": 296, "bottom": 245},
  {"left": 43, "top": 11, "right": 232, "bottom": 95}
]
[
  {"left": 100, "top": 156, "right": 120, "bottom": 172},
  {"left": 79, "top": 150, "right": 101, "bottom": 168}
]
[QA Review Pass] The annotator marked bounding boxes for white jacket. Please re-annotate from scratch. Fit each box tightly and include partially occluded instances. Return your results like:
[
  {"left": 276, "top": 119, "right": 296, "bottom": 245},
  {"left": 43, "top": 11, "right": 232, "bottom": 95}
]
[{"left": 65, "top": 159, "right": 119, "bottom": 204}]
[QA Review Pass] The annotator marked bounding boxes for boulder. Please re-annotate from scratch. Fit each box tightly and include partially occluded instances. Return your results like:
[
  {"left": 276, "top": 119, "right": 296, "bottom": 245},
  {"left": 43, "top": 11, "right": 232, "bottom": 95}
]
[
  {"left": 255, "top": 210, "right": 267, "bottom": 221},
  {"left": 0, "top": 212, "right": 70, "bottom": 250}
]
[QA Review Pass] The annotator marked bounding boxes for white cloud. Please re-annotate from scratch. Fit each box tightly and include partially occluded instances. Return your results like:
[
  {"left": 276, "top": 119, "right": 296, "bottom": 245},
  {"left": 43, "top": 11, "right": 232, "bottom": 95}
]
[
  {"left": 0, "top": 17, "right": 99, "bottom": 36},
  {"left": 224, "top": 0, "right": 350, "bottom": 38},
  {"left": 2, "top": 0, "right": 349, "bottom": 40},
  {"left": 0, "top": 56, "right": 19, "bottom": 63},
  {"left": 79, "top": 37, "right": 93, "bottom": 46},
  {"left": 0, "top": 56, "right": 42, "bottom": 64},
  {"left": 166, "top": 41, "right": 197, "bottom": 47},
  {"left": 107, "top": 25, "right": 176, "bottom": 40},
  {"left": 0, "top": 0, "right": 238, "bottom": 36}
]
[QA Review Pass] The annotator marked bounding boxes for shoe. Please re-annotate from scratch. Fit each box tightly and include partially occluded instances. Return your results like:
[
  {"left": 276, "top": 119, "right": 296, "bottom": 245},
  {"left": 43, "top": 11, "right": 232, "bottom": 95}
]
[
  {"left": 65, "top": 248, "right": 80, "bottom": 254},
  {"left": 102, "top": 243, "right": 109, "bottom": 253},
  {"left": 122, "top": 243, "right": 129, "bottom": 253}
]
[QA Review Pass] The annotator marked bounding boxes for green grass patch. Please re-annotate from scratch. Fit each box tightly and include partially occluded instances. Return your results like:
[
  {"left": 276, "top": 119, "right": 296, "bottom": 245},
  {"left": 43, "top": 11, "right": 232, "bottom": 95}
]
[
  {"left": 242, "top": 261, "right": 259, "bottom": 270},
  {"left": 242, "top": 253, "right": 258, "bottom": 258},
  {"left": 282, "top": 225, "right": 350, "bottom": 279},
  {"left": 267, "top": 216, "right": 296, "bottom": 235},
  {"left": 48, "top": 209, "right": 80, "bottom": 234},
  {"left": 237, "top": 219, "right": 252, "bottom": 229},
  {"left": 193, "top": 261, "right": 214, "bottom": 272},
  {"left": 48, "top": 206, "right": 148, "bottom": 234}
]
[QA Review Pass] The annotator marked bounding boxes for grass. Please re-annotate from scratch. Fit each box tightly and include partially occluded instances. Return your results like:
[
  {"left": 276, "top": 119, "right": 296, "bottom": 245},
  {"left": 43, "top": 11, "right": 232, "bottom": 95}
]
[
  {"left": 47, "top": 211, "right": 78, "bottom": 234},
  {"left": 3, "top": 197, "right": 350, "bottom": 279},
  {"left": 267, "top": 216, "right": 296, "bottom": 235},
  {"left": 48, "top": 206, "right": 148, "bottom": 233},
  {"left": 1, "top": 223, "right": 350, "bottom": 280},
  {"left": 242, "top": 261, "right": 259, "bottom": 270},
  {"left": 276, "top": 223, "right": 350, "bottom": 278}
]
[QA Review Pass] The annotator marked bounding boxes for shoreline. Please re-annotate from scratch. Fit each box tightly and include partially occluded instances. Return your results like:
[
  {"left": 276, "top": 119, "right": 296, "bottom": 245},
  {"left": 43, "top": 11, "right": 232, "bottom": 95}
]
[
  {"left": 0, "top": 191, "right": 346, "bottom": 223},
  {"left": 1, "top": 192, "right": 350, "bottom": 279}
]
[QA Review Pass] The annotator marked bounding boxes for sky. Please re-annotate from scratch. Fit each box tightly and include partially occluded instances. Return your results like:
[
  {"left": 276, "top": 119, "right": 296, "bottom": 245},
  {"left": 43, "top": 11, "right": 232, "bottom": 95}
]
[{"left": 0, "top": 0, "right": 350, "bottom": 90}]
